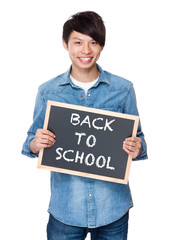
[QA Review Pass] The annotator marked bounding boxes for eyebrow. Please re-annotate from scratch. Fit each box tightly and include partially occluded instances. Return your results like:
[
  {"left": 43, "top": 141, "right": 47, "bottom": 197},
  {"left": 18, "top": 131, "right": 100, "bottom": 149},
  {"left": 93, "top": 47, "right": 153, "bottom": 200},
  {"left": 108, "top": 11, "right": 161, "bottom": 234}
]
[
  {"left": 71, "top": 37, "right": 94, "bottom": 41},
  {"left": 71, "top": 37, "right": 83, "bottom": 41}
]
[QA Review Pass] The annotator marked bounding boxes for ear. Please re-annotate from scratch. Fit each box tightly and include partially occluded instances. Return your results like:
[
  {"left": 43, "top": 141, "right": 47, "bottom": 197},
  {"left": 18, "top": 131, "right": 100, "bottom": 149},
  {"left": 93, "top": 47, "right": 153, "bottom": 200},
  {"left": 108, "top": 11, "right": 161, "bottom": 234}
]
[{"left": 62, "top": 39, "right": 68, "bottom": 51}]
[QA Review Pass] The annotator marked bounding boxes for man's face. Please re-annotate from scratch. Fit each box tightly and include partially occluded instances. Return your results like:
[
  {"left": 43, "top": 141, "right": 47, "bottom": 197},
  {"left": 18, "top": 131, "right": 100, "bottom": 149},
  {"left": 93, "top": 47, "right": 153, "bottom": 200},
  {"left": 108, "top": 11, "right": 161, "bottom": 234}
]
[{"left": 63, "top": 31, "right": 103, "bottom": 71}]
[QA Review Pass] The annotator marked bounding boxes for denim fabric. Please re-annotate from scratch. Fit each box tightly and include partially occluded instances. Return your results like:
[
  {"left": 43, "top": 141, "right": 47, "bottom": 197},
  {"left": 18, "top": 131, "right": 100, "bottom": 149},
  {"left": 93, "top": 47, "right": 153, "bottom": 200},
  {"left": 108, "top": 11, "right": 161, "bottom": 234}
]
[
  {"left": 22, "top": 64, "right": 148, "bottom": 228},
  {"left": 47, "top": 212, "right": 129, "bottom": 240}
]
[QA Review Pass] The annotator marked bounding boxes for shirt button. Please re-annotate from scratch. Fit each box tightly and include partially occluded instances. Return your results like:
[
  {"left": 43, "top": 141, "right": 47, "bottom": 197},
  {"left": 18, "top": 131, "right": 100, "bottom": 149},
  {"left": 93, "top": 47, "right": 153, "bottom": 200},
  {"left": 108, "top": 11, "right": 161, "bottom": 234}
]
[
  {"left": 89, "top": 193, "right": 92, "bottom": 197},
  {"left": 88, "top": 94, "right": 91, "bottom": 97},
  {"left": 80, "top": 94, "right": 84, "bottom": 98}
]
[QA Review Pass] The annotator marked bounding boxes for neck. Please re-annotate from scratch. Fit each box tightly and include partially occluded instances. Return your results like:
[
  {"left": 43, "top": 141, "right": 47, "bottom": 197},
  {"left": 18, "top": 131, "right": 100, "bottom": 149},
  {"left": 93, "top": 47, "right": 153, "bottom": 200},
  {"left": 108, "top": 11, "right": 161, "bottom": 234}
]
[{"left": 70, "top": 64, "right": 99, "bottom": 83}]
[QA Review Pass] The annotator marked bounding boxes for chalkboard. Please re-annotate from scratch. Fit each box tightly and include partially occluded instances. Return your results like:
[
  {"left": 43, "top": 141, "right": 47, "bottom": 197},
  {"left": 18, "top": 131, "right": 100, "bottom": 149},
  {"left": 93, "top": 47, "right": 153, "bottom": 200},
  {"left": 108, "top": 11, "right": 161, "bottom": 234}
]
[{"left": 38, "top": 101, "right": 139, "bottom": 184}]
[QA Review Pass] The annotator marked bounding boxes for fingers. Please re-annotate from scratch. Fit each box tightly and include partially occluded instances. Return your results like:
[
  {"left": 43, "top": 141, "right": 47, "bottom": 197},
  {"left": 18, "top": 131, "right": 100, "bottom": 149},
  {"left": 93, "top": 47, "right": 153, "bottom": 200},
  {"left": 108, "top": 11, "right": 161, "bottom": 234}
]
[
  {"left": 123, "top": 137, "right": 142, "bottom": 159},
  {"left": 31, "top": 129, "right": 56, "bottom": 153},
  {"left": 36, "top": 129, "right": 55, "bottom": 145}
]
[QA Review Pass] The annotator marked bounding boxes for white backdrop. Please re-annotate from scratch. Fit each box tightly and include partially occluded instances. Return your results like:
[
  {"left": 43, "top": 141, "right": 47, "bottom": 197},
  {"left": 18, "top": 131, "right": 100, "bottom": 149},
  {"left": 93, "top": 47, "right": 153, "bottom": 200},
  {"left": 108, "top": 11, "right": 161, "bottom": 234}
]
[{"left": 0, "top": 0, "right": 172, "bottom": 239}]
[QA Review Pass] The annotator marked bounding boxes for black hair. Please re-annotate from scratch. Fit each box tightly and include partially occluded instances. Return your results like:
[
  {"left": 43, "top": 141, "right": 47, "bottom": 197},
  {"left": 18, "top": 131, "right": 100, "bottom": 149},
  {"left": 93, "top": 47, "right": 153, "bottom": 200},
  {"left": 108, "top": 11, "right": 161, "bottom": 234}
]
[{"left": 63, "top": 11, "right": 106, "bottom": 47}]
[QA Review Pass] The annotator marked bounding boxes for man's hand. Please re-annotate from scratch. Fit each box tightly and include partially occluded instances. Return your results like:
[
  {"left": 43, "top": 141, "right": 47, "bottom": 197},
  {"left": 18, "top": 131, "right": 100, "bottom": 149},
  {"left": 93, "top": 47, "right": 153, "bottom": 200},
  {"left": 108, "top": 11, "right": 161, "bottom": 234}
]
[
  {"left": 30, "top": 129, "right": 56, "bottom": 154},
  {"left": 123, "top": 137, "right": 142, "bottom": 159}
]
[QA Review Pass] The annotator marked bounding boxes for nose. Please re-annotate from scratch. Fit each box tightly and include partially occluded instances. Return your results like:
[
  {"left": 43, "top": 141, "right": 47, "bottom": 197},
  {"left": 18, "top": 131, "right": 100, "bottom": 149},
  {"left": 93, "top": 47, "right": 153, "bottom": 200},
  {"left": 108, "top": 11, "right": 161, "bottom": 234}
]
[{"left": 81, "top": 43, "right": 92, "bottom": 54}]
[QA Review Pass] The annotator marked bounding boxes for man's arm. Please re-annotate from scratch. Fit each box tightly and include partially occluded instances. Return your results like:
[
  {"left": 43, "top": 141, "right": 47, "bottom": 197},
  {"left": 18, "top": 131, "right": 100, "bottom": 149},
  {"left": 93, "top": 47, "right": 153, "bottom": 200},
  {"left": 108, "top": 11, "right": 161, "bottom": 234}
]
[
  {"left": 22, "top": 89, "right": 55, "bottom": 158},
  {"left": 123, "top": 82, "right": 148, "bottom": 160}
]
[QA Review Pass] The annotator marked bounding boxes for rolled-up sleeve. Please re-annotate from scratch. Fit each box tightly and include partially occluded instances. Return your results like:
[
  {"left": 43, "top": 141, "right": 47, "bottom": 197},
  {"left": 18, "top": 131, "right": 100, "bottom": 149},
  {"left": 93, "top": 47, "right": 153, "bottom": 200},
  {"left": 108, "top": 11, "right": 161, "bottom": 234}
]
[
  {"left": 124, "top": 83, "right": 148, "bottom": 160},
  {"left": 21, "top": 89, "right": 46, "bottom": 158}
]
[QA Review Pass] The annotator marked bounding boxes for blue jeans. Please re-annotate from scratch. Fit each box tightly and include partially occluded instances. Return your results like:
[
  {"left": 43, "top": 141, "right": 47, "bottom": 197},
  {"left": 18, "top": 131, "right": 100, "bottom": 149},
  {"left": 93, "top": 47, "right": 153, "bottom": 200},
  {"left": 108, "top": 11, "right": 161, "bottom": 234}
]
[{"left": 47, "top": 212, "right": 129, "bottom": 240}]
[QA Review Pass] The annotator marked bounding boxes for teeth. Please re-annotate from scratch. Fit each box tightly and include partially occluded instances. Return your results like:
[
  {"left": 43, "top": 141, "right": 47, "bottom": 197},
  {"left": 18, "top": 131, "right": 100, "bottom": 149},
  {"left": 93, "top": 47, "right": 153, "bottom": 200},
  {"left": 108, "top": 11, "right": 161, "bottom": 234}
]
[{"left": 80, "top": 58, "right": 91, "bottom": 60}]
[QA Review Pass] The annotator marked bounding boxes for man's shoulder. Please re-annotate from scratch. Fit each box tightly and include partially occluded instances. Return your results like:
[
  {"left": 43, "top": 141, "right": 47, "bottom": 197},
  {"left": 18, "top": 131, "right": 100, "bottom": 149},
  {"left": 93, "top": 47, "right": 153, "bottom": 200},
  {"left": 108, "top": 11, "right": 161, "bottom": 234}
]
[
  {"left": 104, "top": 70, "right": 132, "bottom": 90},
  {"left": 38, "top": 72, "right": 67, "bottom": 93}
]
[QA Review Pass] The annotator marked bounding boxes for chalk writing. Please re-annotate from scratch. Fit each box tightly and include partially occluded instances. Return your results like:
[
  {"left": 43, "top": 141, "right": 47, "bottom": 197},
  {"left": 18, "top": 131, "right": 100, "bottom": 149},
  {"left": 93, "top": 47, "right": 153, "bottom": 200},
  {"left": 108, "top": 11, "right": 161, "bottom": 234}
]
[
  {"left": 75, "top": 132, "right": 96, "bottom": 147},
  {"left": 55, "top": 112, "right": 116, "bottom": 171},
  {"left": 70, "top": 113, "right": 115, "bottom": 131},
  {"left": 56, "top": 147, "right": 115, "bottom": 171}
]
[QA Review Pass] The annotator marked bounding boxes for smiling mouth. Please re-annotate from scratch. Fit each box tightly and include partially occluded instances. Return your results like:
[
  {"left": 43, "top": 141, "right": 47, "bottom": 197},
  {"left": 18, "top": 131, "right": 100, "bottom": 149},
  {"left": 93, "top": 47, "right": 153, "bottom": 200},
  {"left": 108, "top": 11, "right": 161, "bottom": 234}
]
[{"left": 78, "top": 57, "right": 93, "bottom": 63}]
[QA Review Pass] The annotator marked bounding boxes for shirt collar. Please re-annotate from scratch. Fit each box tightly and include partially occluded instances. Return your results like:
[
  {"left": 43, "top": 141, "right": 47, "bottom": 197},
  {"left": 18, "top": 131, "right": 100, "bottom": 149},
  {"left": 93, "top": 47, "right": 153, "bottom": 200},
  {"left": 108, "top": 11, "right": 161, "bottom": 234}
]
[{"left": 58, "top": 64, "right": 110, "bottom": 86}]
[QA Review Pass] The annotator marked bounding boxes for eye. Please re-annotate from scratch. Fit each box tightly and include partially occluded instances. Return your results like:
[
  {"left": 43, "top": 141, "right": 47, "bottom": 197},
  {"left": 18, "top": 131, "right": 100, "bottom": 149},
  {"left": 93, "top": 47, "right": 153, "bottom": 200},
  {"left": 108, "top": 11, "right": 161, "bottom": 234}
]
[
  {"left": 90, "top": 41, "right": 97, "bottom": 45},
  {"left": 74, "top": 41, "right": 81, "bottom": 45}
]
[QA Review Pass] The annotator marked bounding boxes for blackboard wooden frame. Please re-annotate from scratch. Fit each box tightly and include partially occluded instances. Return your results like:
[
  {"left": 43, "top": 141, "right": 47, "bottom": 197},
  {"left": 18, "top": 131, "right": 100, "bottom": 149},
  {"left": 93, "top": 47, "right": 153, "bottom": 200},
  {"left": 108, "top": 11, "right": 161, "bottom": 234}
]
[{"left": 38, "top": 101, "right": 139, "bottom": 184}]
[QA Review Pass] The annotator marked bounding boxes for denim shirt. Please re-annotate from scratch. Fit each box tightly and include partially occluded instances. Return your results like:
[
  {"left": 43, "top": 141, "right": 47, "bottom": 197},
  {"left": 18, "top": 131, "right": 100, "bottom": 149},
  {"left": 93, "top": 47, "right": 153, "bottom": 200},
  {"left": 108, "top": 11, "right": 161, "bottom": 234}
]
[{"left": 22, "top": 64, "right": 148, "bottom": 228}]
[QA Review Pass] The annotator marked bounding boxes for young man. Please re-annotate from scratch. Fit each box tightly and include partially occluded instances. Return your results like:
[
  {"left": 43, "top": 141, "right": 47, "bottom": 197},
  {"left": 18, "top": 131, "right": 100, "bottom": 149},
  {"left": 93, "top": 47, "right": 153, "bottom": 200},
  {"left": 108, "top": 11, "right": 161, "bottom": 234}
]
[{"left": 22, "top": 11, "right": 148, "bottom": 240}]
